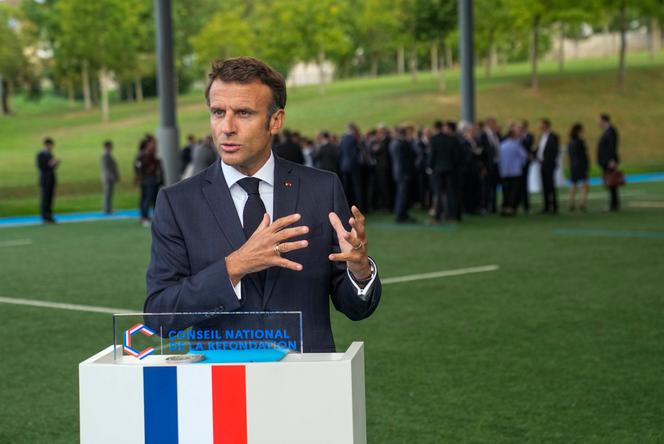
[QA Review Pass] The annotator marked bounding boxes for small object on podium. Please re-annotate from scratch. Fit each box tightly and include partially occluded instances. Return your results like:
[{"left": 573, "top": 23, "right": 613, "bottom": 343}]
[{"left": 164, "top": 354, "right": 204, "bottom": 363}]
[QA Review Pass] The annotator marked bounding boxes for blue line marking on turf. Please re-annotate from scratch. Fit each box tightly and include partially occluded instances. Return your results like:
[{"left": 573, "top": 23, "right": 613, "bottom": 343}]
[
  {"left": 553, "top": 228, "right": 664, "bottom": 240},
  {"left": 144, "top": 366, "right": 178, "bottom": 444},
  {"left": 583, "top": 172, "right": 664, "bottom": 187},
  {"left": 0, "top": 209, "right": 140, "bottom": 228}
]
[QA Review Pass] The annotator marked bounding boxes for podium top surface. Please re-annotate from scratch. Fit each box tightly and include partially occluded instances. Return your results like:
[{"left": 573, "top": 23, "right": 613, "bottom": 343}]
[{"left": 81, "top": 342, "right": 364, "bottom": 367}]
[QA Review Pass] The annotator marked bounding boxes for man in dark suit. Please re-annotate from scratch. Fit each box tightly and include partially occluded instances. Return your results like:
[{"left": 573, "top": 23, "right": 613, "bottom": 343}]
[
  {"left": 274, "top": 129, "right": 305, "bottom": 165},
  {"left": 314, "top": 131, "right": 338, "bottom": 174},
  {"left": 338, "top": 123, "right": 364, "bottom": 210},
  {"left": 428, "top": 120, "right": 460, "bottom": 223},
  {"left": 479, "top": 117, "right": 501, "bottom": 214},
  {"left": 389, "top": 127, "right": 417, "bottom": 223},
  {"left": 597, "top": 113, "right": 620, "bottom": 211},
  {"left": 145, "top": 57, "right": 381, "bottom": 353},
  {"left": 36, "top": 137, "right": 60, "bottom": 224},
  {"left": 536, "top": 118, "right": 559, "bottom": 214}
]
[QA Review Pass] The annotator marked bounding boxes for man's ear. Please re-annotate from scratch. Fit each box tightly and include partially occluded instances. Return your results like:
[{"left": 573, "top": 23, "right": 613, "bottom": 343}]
[{"left": 269, "top": 109, "right": 285, "bottom": 135}]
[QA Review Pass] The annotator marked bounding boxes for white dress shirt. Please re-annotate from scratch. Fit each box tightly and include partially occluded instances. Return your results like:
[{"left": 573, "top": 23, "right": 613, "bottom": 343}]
[
  {"left": 221, "top": 152, "right": 377, "bottom": 300},
  {"left": 537, "top": 132, "right": 549, "bottom": 162}
]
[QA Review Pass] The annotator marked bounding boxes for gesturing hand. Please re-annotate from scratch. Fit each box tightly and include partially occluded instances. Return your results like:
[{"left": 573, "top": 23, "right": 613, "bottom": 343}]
[
  {"left": 226, "top": 213, "right": 309, "bottom": 286},
  {"left": 328, "top": 206, "right": 372, "bottom": 281}
]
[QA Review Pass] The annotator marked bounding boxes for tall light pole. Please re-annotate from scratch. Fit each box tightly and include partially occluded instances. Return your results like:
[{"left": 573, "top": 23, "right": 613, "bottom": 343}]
[
  {"left": 458, "top": 0, "right": 476, "bottom": 123},
  {"left": 154, "top": 0, "right": 180, "bottom": 185}
]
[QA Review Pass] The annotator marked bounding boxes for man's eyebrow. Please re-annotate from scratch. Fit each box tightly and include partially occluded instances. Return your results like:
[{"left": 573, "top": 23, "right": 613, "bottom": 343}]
[{"left": 231, "top": 106, "right": 258, "bottom": 114}]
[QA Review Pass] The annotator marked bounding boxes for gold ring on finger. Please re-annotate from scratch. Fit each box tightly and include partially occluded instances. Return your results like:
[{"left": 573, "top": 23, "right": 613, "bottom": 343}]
[
  {"left": 352, "top": 241, "right": 363, "bottom": 251},
  {"left": 274, "top": 244, "right": 282, "bottom": 256}
]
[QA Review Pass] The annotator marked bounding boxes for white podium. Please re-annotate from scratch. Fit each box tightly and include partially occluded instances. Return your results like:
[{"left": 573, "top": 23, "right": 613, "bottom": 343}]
[{"left": 79, "top": 342, "right": 366, "bottom": 444}]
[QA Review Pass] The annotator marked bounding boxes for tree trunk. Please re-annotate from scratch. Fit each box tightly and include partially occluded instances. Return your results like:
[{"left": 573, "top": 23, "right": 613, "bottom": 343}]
[
  {"left": 67, "top": 77, "right": 75, "bottom": 106},
  {"left": 485, "top": 36, "right": 494, "bottom": 78},
  {"left": 558, "top": 22, "right": 565, "bottom": 72},
  {"left": 317, "top": 50, "right": 326, "bottom": 95},
  {"left": 397, "top": 46, "right": 405, "bottom": 75},
  {"left": 445, "top": 42, "right": 453, "bottom": 68},
  {"left": 0, "top": 75, "right": 10, "bottom": 115},
  {"left": 431, "top": 41, "right": 439, "bottom": 74},
  {"left": 530, "top": 15, "right": 540, "bottom": 90},
  {"left": 82, "top": 62, "right": 92, "bottom": 110},
  {"left": 438, "top": 52, "right": 447, "bottom": 93},
  {"left": 409, "top": 45, "right": 418, "bottom": 83},
  {"left": 370, "top": 54, "right": 379, "bottom": 77},
  {"left": 134, "top": 76, "right": 144, "bottom": 102},
  {"left": 617, "top": 3, "right": 627, "bottom": 88},
  {"left": 99, "top": 68, "right": 110, "bottom": 122},
  {"left": 649, "top": 18, "right": 661, "bottom": 59}
]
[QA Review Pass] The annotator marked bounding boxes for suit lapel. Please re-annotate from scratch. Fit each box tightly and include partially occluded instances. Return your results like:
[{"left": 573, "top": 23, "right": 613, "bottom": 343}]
[
  {"left": 201, "top": 164, "right": 264, "bottom": 297},
  {"left": 263, "top": 157, "right": 300, "bottom": 308}
]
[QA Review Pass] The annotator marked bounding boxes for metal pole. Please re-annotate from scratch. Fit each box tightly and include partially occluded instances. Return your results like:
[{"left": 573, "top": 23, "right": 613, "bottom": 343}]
[
  {"left": 154, "top": 0, "right": 180, "bottom": 185},
  {"left": 458, "top": 0, "right": 475, "bottom": 123}
]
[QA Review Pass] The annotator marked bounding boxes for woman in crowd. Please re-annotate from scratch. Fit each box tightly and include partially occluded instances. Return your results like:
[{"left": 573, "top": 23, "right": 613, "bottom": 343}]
[{"left": 567, "top": 123, "right": 589, "bottom": 211}]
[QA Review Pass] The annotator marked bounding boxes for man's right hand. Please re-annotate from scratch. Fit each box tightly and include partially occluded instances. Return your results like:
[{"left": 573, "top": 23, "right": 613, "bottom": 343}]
[{"left": 225, "top": 213, "right": 309, "bottom": 286}]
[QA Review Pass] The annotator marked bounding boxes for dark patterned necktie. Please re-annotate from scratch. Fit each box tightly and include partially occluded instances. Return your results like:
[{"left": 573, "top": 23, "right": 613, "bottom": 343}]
[{"left": 237, "top": 177, "right": 267, "bottom": 289}]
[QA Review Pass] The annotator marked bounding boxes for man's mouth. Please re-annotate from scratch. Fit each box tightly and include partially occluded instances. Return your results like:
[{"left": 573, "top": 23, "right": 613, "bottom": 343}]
[{"left": 220, "top": 143, "right": 241, "bottom": 153}]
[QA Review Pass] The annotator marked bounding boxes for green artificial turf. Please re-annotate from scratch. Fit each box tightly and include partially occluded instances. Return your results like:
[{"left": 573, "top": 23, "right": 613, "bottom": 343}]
[
  {"left": 1, "top": 181, "right": 663, "bottom": 443},
  {"left": 2, "top": 51, "right": 664, "bottom": 216}
]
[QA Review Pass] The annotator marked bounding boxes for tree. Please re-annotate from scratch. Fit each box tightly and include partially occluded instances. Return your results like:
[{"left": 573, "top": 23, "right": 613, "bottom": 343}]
[
  {"left": 475, "top": 0, "right": 513, "bottom": 78},
  {"left": 411, "top": 0, "right": 456, "bottom": 88},
  {"left": 354, "top": 0, "right": 402, "bottom": 77},
  {"left": 0, "top": 4, "right": 30, "bottom": 115}
]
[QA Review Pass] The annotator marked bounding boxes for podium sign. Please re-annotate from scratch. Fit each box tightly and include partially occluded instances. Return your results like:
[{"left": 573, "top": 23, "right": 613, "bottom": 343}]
[{"left": 113, "top": 311, "right": 303, "bottom": 363}]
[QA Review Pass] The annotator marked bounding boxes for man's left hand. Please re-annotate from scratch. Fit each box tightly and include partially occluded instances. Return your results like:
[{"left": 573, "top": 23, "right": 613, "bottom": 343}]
[{"left": 328, "top": 206, "right": 371, "bottom": 280}]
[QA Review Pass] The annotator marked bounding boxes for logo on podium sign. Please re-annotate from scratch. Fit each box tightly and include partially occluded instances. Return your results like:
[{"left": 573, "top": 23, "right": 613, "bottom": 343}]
[{"left": 124, "top": 323, "right": 157, "bottom": 359}]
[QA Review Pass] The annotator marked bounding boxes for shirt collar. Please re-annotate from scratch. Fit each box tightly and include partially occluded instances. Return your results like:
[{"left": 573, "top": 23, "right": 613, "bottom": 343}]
[{"left": 221, "top": 150, "right": 275, "bottom": 189}]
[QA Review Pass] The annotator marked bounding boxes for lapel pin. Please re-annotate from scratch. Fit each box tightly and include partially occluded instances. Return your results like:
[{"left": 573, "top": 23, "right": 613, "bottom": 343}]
[{"left": 284, "top": 181, "right": 292, "bottom": 188}]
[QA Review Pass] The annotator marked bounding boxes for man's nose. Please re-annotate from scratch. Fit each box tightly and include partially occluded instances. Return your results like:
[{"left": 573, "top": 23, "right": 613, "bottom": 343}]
[{"left": 219, "top": 114, "right": 236, "bottom": 135}]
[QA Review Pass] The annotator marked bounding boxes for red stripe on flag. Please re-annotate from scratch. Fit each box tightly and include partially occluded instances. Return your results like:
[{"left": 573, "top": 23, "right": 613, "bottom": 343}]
[{"left": 212, "top": 365, "right": 247, "bottom": 444}]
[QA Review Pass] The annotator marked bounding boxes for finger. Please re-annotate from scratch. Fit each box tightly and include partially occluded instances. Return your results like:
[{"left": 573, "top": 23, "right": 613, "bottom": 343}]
[
  {"left": 256, "top": 213, "right": 271, "bottom": 231},
  {"left": 328, "top": 252, "right": 360, "bottom": 262},
  {"left": 277, "top": 240, "right": 308, "bottom": 253},
  {"left": 270, "top": 213, "right": 301, "bottom": 232},
  {"left": 349, "top": 216, "right": 365, "bottom": 239},
  {"left": 275, "top": 258, "right": 303, "bottom": 271},
  {"left": 351, "top": 206, "right": 366, "bottom": 225},
  {"left": 328, "top": 212, "right": 348, "bottom": 237},
  {"left": 276, "top": 225, "right": 309, "bottom": 242},
  {"left": 342, "top": 230, "right": 363, "bottom": 249}
]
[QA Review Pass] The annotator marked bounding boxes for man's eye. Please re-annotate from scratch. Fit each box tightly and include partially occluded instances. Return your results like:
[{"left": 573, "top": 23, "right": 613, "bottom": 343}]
[
  {"left": 212, "top": 109, "right": 224, "bottom": 117},
  {"left": 239, "top": 111, "right": 250, "bottom": 116}
]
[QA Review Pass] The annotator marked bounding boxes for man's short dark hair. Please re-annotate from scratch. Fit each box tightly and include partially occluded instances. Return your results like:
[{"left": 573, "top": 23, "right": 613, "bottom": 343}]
[
  {"left": 205, "top": 57, "right": 287, "bottom": 117},
  {"left": 43, "top": 137, "right": 54, "bottom": 146},
  {"left": 434, "top": 120, "right": 444, "bottom": 131},
  {"left": 600, "top": 113, "right": 611, "bottom": 123},
  {"left": 103, "top": 140, "right": 113, "bottom": 149},
  {"left": 540, "top": 118, "right": 551, "bottom": 128}
]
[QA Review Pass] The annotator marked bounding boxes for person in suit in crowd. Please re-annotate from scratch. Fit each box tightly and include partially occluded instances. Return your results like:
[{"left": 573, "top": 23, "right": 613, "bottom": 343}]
[
  {"left": 498, "top": 122, "right": 528, "bottom": 216},
  {"left": 567, "top": 123, "right": 589, "bottom": 212},
  {"left": 372, "top": 125, "right": 394, "bottom": 212},
  {"left": 389, "top": 126, "right": 417, "bottom": 223},
  {"left": 136, "top": 136, "right": 162, "bottom": 226},
  {"left": 314, "top": 131, "right": 338, "bottom": 174},
  {"left": 302, "top": 138, "right": 315, "bottom": 168},
  {"left": 458, "top": 121, "right": 483, "bottom": 214},
  {"left": 536, "top": 118, "right": 560, "bottom": 214},
  {"left": 479, "top": 117, "right": 501, "bottom": 214},
  {"left": 428, "top": 120, "right": 460, "bottom": 223},
  {"left": 274, "top": 129, "right": 305, "bottom": 165},
  {"left": 145, "top": 57, "right": 381, "bottom": 352},
  {"left": 597, "top": 113, "right": 620, "bottom": 212},
  {"left": 36, "top": 137, "right": 60, "bottom": 224},
  {"left": 338, "top": 123, "right": 364, "bottom": 209},
  {"left": 100, "top": 140, "right": 120, "bottom": 215},
  {"left": 190, "top": 135, "right": 218, "bottom": 176},
  {"left": 519, "top": 120, "right": 535, "bottom": 213},
  {"left": 180, "top": 134, "right": 196, "bottom": 174}
]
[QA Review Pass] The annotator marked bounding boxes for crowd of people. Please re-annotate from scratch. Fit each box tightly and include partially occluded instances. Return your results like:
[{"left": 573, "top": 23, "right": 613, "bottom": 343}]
[{"left": 35, "top": 113, "right": 621, "bottom": 225}]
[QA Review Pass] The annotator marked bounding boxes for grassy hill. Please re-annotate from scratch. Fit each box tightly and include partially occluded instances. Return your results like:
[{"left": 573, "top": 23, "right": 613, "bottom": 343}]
[{"left": 1, "top": 52, "right": 663, "bottom": 216}]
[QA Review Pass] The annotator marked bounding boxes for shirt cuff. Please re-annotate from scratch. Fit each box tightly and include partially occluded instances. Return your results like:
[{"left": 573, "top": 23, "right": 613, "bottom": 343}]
[
  {"left": 231, "top": 280, "right": 242, "bottom": 300},
  {"left": 347, "top": 257, "right": 378, "bottom": 301}
]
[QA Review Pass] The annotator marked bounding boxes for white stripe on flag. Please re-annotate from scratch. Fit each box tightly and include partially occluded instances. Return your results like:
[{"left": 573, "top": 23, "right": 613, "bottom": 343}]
[{"left": 177, "top": 364, "right": 213, "bottom": 444}]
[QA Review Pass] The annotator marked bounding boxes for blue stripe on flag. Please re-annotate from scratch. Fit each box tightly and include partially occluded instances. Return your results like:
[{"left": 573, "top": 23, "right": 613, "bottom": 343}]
[{"left": 144, "top": 366, "right": 179, "bottom": 444}]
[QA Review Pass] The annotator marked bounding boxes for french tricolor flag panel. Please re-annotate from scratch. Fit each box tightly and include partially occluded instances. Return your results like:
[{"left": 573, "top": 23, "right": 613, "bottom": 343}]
[{"left": 142, "top": 365, "right": 248, "bottom": 444}]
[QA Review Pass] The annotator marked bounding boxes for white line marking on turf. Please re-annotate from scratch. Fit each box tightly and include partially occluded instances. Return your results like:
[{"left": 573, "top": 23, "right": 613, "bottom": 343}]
[
  {"left": 0, "top": 265, "right": 499, "bottom": 314},
  {"left": 382, "top": 264, "right": 499, "bottom": 285},
  {"left": 0, "top": 297, "right": 133, "bottom": 314},
  {"left": 0, "top": 239, "right": 32, "bottom": 247}
]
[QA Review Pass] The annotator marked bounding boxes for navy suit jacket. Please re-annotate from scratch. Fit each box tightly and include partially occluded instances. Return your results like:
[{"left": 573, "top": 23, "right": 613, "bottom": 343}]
[{"left": 145, "top": 154, "right": 381, "bottom": 352}]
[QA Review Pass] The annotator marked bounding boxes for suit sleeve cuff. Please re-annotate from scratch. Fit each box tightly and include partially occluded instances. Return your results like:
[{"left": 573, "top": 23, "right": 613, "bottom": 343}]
[{"left": 347, "top": 257, "right": 378, "bottom": 301}]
